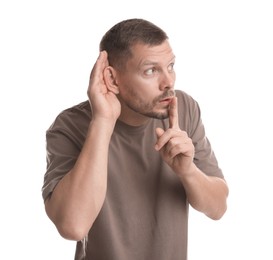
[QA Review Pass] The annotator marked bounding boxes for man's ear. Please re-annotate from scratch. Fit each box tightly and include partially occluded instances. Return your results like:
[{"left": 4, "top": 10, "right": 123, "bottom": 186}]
[{"left": 103, "top": 66, "right": 119, "bottom": 94}]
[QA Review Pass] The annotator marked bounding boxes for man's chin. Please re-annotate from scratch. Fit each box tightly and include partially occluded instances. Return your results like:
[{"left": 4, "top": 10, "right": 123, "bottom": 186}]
[{"left": 145, "top": 111, "right": 169, "bottom": 120}]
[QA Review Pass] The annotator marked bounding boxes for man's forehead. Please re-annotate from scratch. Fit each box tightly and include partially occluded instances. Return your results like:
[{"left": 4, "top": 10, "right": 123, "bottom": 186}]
[{"left": 130, "top": 41, "right": 175, "bottom": 66}]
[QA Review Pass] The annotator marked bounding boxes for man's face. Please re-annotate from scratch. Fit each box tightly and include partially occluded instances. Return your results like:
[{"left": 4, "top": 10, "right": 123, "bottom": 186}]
[{"left": 116, "top": 40, "right": 176, "bottom": 120}]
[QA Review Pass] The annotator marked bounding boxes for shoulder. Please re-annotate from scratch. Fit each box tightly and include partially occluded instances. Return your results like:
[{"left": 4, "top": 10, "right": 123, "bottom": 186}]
[
  {"left": 60, "top": 100, "right": 91, "bottom": 116},
  {"left": 176, "top": 89, "right": 197, "bottom": 104},
  {"left": 175, "top": 89, "right": 200, "bottom": 114},
  {"left": 175, "top": 90, "right": 202, "bottom": 133},
  {"left": 47, "top": 100, "right": 91, "bottom": 132}
]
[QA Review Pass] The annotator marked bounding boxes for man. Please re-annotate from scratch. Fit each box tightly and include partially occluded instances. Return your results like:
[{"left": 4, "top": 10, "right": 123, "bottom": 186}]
[{"left": 42, "top": 18, "right": 229, "bottom": 260}]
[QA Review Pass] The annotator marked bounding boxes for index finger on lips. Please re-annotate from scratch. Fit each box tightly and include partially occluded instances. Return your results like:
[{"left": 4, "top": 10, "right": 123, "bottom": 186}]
[{"left": 169, "top": 96, "right": 179, "bottom": 129}]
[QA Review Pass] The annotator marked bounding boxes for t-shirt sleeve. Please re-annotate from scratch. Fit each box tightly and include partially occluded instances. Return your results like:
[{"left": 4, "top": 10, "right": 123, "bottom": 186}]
[
  {"left": 42, "top": 118, "right": 81, "bottom": 202},
  {"left": 178, "top": 91, "right": 224, "bottom": 179},
  {"left": 191, "top": 102, "right": 224, "bottom": 178}
]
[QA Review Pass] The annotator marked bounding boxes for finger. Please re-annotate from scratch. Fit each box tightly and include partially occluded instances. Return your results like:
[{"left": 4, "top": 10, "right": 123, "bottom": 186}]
[
  {"left": 88, "top": 52, "right": 109, "bottom": 95},
  {"left": 98, "top": 50, "right": 109, "bottom": 67},
  {"left": 90, "top": 51, "right": 108, "bottom": 80},
  {"left": 155, "top": 128, "right": 182, "bottom": 151},
  {"left": 169, "top": 96, "right": 179, "bottom": 129},
  {"left": 167, "top": 141, "right": 192, "bottom": 159},
  {"left": 154, "top": 127, "right": 165, "bottom": 150}
]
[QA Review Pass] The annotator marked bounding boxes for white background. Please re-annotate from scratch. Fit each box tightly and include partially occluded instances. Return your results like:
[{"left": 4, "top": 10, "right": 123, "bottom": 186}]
[{"left": 1, "top": 0, "right": 272, "bottom": 259}]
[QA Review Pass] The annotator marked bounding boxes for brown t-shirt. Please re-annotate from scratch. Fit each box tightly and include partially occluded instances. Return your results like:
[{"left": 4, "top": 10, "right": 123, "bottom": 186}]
[{"left": 42, "top": 90, "right": 224, "bottom": 260}]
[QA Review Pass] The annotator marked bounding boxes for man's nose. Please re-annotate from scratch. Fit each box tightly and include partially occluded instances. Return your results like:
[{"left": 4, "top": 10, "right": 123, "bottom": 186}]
[{"left": 159, "top": 71, "right": 175, "bottom": 91}]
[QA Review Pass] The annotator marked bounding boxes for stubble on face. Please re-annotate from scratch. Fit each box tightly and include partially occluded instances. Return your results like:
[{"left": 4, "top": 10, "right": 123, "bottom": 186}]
[{"left": 122, "top": 87, "right": 176, "bottom": 120}]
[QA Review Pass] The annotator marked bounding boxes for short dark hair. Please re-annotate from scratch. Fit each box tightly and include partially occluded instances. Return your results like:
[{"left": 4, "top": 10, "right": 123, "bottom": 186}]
[{"left": 99, "top": 18, "right": 168, "bottom": 70}]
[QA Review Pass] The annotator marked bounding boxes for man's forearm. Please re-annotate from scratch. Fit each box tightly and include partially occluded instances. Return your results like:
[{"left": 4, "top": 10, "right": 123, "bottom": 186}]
[{"left": 179, "top": 165, "right": 229, "bottom": 220}]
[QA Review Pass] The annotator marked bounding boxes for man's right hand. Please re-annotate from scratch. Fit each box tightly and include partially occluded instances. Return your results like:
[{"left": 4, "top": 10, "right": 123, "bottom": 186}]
[{"left": 87, "top": 51, "right": 121, "bottom": 124}]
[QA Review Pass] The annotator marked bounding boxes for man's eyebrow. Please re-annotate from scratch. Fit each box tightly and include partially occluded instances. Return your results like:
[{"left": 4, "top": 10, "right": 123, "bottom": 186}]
[
  {"left": 142, "top": 61, "right": 158, "bottom": 66},
  {"left": 170, "top": 55, "right": 176, "bottom": 62},
  {"left": 141, "top": 56, "right": 176, "bottom": 67}
]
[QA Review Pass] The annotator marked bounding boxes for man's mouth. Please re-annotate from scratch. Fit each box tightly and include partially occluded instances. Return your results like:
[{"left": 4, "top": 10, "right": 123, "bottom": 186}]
[
  {"left": 160, "top": 97, "right": 172, "bottom": 102},
  {"left": 157, "top": 90, "right": 176, "bottom": 104},
  {"left": 159, "top": 97, "right": 173, "bottom": 104}
]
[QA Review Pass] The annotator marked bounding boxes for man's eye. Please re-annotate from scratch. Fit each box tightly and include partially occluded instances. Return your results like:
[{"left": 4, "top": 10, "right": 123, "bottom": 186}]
[
  {"left": 144, "top": 68, "right": 156, "bottom": 75},
  {"left": 168, "top": 63, "right": 175, "bottom": 72}
]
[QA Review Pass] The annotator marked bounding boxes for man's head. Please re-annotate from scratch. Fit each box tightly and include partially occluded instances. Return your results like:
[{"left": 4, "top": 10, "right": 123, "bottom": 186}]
[
  {"left": 100, "top": 19, "right": 175, "bottom": 124},
  {"left": 100, "top": 18, "right": 169, "bottom": 71}
]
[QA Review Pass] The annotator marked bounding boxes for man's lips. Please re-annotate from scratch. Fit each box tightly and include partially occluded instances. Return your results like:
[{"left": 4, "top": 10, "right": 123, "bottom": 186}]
[
  {"left": 157, "top": 90, "right": 176, "bottom": 104},
  {"left": 159, "top": 97, "right": 173, "bottom": 103}
]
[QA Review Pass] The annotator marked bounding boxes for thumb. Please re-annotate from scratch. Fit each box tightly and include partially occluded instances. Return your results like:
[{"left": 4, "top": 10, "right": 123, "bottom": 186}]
[
  {"left": 155, "top": 127, "right": 165, "bottom": 151},
  {"left": 155, "top": 127, "right": 165, "bottom": 138}
]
